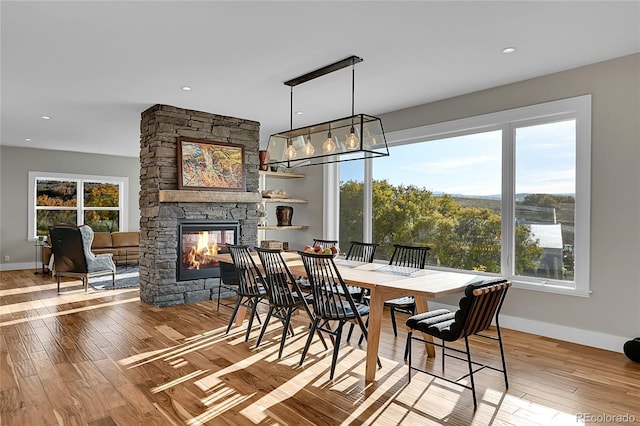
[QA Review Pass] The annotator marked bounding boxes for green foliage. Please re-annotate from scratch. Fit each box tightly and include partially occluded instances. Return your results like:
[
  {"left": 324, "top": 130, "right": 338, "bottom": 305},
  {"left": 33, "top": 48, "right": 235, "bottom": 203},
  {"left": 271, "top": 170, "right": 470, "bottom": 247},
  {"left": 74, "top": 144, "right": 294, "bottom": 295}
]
[
  {"left": 84, "top": 183, "right": 119, "bottom": 207},
  {"left": 340, "top": 180, "right": 544, "bottom": 274}
]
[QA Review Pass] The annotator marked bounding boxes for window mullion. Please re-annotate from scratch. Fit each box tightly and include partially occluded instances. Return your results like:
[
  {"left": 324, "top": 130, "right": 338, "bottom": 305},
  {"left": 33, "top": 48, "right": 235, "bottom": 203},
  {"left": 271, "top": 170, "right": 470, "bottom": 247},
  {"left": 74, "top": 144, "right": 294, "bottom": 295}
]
[{"left": 502, "top": 124, "right": 515, "bottom": 277}]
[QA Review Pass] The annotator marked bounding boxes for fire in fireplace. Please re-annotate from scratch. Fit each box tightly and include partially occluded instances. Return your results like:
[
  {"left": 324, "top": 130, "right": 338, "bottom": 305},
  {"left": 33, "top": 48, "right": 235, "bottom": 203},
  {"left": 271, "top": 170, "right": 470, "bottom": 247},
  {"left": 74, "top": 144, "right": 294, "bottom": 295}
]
[{"left": 177, "top": 220, "right": 240, "bottom": 281}]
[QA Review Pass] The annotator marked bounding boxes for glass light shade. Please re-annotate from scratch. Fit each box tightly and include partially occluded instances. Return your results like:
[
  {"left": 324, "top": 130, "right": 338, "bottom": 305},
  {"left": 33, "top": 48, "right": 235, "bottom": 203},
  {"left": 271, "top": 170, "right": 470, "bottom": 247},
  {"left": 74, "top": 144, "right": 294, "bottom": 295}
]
[
  {"left": 302, "top": 135, "right": 315, "bottom": 156},
  {"left": 266, "top": 114, "right": 388, "bottom": 168},
  {"left": 345, "top": 128, "right": 359, "bottom": 150},
  {"left": 322, "top": 137, "right": 336, "bottom": 153},
  {"left": 285, "top": 143, "right": 297, "bottom": 160}
]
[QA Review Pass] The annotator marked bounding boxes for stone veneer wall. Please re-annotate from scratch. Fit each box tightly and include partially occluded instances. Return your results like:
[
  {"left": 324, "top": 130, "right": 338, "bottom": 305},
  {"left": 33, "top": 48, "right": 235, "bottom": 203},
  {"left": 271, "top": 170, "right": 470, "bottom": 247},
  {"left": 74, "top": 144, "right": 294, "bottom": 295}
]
[{"left": 139, "top": 104, "right": 260, "bottom": 307}]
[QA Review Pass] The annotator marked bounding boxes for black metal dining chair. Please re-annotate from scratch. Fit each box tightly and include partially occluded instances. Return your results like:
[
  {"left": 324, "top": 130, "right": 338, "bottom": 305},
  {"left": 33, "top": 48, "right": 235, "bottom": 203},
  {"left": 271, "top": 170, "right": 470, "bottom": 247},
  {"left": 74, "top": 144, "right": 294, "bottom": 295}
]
[
  {"left": 344, "top": 241, "right": 379, "bottom": 263},
  {"left": 225, "top": 244, "right": 268, "bottom": 342},
  {"left": 384, "top": 244, "right": 431, "bottom": 336},
  {"left": 311, "top": 238, "right": 338, "bottom": 250},
  {"left": 216, "top": 260, "right": 239, "bottom": 312},
  {"left": 254, "top": 247, "right": 323, "bottom": 359},
  {"left": 405, "top": 278, "right": 511, "bottom": 410},
  {"left": 298, "top": 251, "right": 381, "bottom": 380}
]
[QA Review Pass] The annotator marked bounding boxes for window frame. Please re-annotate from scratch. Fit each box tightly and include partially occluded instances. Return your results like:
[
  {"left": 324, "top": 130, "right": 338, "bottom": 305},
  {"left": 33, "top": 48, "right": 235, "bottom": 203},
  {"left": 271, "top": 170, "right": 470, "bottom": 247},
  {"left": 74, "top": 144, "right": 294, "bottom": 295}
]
[
  {"left": 28, "top": 171, "right": 128, "bottom": 240},
  {"left": 332, "top": 95, "right": 591, "bottom": 297}
]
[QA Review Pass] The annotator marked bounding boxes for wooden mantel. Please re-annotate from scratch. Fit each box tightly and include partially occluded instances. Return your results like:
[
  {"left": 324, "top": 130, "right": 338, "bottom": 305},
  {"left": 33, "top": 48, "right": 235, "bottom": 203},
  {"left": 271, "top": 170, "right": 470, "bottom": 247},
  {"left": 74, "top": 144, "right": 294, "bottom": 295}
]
[{"left": 158, "top": 190, "right": 262, "bottom": 203}]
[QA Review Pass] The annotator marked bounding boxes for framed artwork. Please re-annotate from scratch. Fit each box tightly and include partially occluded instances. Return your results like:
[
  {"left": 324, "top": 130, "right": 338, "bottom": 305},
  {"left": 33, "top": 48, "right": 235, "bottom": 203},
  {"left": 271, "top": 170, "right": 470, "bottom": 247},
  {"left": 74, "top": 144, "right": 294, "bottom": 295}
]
[{"left": 177, "top": 138, "right": 245, "bottom": 191}]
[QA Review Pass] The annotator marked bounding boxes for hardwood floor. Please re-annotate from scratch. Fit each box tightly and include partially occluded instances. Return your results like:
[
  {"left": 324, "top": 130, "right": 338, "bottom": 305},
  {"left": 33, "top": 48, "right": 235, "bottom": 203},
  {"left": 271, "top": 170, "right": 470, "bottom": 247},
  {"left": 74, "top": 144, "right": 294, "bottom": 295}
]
[{"left": 1, "top": 269, "right": 638, "bottom": 425}]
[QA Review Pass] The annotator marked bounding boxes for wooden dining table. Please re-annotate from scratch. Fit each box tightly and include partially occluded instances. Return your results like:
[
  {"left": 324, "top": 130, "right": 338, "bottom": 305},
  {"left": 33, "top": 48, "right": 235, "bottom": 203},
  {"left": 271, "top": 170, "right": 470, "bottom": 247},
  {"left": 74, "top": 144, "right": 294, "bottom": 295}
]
[{"left": 211, "top": 251, "right": 490, "bottom": 382}]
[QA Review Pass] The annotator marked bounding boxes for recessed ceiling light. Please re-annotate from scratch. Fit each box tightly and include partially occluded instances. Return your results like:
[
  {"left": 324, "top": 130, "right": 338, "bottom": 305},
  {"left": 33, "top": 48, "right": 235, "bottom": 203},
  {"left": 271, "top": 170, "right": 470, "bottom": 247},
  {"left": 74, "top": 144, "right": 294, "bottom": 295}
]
[
  {"left": 295, "top": 111, "right": 303, "bottom": 115},
  {"left": 41, "top": 115, "right": 51, "bottom": 120},
  {"left": 502, "top": 47, "right": 516, "bottom": 54},
  {"left": 24, "top": 138, "right": 32, "bottom": 142},
  {"left": 181, "top": 86, "right": 192, "bottom": 91}
]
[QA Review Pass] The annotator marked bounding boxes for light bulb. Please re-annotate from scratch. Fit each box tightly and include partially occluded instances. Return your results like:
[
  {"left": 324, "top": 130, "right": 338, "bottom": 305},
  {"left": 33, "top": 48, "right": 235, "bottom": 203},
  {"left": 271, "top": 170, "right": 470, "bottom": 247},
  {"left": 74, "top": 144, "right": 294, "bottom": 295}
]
[
  {"left": 322, "top": 137, "right": 336, "bottom": 153},
  {"left": 285, "top": 144, "right": 297, "bottom": 160},
  {"left": 302, "top": 135, "right": 315, "bottom": 156},
  {"left": 322, "top": 129, "right": 336, "bottom": 154},
  {"left": 345, "top": 127, "right": 359, "bottom": 150}
]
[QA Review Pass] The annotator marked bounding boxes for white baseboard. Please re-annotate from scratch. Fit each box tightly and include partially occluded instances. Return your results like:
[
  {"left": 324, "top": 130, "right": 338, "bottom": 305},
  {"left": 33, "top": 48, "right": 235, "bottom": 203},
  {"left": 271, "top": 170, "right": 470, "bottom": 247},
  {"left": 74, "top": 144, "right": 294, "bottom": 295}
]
[
  {"left": 428, "top": 301, "right": 627, "bottom": 354},
  {"left": 0, "top": 262, "right": 36, "bottom": 271}
]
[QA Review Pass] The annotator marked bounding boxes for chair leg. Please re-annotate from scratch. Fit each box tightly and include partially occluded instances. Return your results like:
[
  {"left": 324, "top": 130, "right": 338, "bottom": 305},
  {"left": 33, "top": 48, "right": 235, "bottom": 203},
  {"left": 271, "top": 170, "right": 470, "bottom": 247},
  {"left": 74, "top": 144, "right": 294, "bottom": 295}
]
[
  {"left": 464, "top": 334, "right": 478, "bottom": 410},
  {"left": 329, "top": 321, "right": 345, "bottom": 380},
  {"left": 226, "top": 297, "right": 243, "bottom": 335},
  {"left": 278, "top": 308, "right": 294, "bottom": 359},
  {"left": 300, "top": 319, "right": 319, "bottom": 367},
  {"left": 390, "top": 308, "right": 398, "bottom": 337},
  {"left": 346, "top": 323, "right": 355, "bottom": 342},
  {"left": 404, "top": 333, "right": 411, "bottom": 360},
  {"left": 245, "top": 297, "right": 260, "bottom": 342},
  {"left": 407, "top": 331, "right": 413, "bottom": 383},
  {"left": 496, "top": 322, "right": 509, "bottom": 389},
  {"left": 357, "top": 317, "right": 369, "bottom": 345},
  {"left": 216, "top": 281, "right": 222, "bottom": 312},
  {"left": 57, "top": 275, "right": 61, "bottom": 292},
  {"left": 83, "top": 277, "right": 88, "bottom": 292},
  {"left": 255, "top": 307, "right": 274, "bottom": 348},
  {"left": 111, "top": 271, "right": 115, "bottom": 288},
  {"left": 442, "top": 340, "right": 446, "bottom": 370}
]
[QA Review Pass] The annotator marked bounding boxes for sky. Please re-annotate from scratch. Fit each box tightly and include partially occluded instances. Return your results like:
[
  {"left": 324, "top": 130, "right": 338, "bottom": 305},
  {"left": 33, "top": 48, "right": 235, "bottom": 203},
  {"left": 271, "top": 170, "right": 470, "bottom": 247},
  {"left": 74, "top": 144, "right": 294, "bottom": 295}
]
[{"left": 340, "top": 120, "right": 576, "bottom": 197}]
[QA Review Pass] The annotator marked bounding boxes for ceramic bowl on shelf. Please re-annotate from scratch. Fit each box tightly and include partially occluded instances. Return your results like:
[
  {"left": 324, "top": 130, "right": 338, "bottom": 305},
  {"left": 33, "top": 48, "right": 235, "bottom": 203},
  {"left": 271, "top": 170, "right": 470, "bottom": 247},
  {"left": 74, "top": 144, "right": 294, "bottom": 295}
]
[{"left": 262, "top": 189, "right": 288, "bottom": 198}]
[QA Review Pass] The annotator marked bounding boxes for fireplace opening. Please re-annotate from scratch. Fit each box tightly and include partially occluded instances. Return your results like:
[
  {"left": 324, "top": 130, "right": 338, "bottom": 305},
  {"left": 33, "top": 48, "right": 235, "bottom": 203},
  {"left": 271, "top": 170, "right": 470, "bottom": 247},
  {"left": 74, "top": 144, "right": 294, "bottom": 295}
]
[{"left": 177, "top": 220, "right": 239, "bottom": 281}]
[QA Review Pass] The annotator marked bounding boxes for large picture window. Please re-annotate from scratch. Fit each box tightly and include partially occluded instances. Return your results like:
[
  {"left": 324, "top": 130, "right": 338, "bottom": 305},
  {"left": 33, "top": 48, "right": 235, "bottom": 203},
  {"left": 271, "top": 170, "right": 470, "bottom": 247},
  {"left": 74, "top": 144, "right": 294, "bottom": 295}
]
[
  {"left": 338, "top": 95, "right": 591, "bottom": 296},
  {"left": 29, "top": 172, "right": 128, "bottom": 239}
]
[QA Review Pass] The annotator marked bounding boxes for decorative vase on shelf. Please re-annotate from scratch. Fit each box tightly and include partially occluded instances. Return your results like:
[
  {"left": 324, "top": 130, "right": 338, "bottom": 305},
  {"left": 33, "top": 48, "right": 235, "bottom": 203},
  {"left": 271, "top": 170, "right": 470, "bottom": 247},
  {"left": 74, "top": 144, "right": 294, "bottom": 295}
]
[
  {"left": 276, "top": 206, "right": 293, "bottom": 226},
  {"left": 259, "top": 150, "right": 270, "bottom": 171}
]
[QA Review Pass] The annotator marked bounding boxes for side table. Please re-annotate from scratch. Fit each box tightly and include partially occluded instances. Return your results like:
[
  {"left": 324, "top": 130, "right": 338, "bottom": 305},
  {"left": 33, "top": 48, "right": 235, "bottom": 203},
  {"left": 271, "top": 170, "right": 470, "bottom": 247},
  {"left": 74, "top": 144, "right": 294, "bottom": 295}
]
[{"left": 34, "top": 241, "right": 49, "bottom": 275}]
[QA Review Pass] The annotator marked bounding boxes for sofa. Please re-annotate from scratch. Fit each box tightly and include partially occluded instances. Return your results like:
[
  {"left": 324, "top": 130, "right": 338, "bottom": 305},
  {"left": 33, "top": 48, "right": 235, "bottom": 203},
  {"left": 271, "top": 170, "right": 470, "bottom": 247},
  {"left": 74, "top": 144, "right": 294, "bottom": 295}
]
[
  {"left": 43, "top": 230, "right": 140, "bottom": 271},
  {"left": 91, "top": 231, "right": 140, "bottom": 265}
]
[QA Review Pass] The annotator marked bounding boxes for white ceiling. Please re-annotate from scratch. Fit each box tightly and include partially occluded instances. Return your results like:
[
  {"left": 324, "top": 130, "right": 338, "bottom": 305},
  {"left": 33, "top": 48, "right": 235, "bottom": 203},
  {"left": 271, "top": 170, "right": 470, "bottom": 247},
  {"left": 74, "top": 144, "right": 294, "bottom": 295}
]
[{"left": 2, "top": 1, "right": 639, "bottom": 158}]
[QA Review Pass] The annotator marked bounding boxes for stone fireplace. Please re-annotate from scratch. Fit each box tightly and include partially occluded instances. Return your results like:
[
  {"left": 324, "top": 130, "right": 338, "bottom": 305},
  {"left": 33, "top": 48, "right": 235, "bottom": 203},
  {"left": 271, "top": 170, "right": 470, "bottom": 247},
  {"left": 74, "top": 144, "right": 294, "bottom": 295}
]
[{"left": 139, "top": 104, "right": 261, "bottom": 307}]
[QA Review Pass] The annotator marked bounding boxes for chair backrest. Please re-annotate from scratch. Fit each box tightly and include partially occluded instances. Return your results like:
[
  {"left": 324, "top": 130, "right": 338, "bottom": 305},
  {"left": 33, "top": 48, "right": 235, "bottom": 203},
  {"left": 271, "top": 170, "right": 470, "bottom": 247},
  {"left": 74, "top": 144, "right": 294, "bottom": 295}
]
[
  {"left": 446, "top": 278, "right": 511, "bottom": 341},
  {"left": 312, "top": 239, "right": 338, "bottom": 250},
  {"left": 255, "top": 247, "right": 301, "bottom": 307},
  {"left": 298, "top": 251, "right": 359, "bottom": 321},
  {"left": 389, "top": 244, "right": 430, "bottom": 269},
  {"left": 49, "top": 225, "right": 88, "bottom": 273},
  {"left": 219, "top": 261, "right": 239, "bottom": 287},
  {"left": 345, "top": 241, "right": 379, "bottom": 263},
  {"left": 227, "top": 244, "right": 264, "bottom": 297}
]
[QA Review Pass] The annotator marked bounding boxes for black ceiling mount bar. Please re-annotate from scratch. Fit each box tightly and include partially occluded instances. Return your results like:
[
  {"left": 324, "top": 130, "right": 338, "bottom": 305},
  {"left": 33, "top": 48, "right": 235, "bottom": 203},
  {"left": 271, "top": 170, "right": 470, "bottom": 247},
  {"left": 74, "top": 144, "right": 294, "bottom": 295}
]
[{"left": 284, "top": 55, "right": 364, "bottom": 87}]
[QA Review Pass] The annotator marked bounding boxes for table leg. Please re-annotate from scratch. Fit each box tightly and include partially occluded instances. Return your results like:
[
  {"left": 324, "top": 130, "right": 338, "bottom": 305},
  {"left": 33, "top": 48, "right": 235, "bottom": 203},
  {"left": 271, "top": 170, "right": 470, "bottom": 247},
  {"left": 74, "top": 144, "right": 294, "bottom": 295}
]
[
  {"left": 414, "top": 295, "right": 436, "bottom": 357},
  {"left": 235, "top": 306, "right": 247, "bottom": 326},
  {"left": 365, "top": 288, "right": 384, "bottom": 381}
]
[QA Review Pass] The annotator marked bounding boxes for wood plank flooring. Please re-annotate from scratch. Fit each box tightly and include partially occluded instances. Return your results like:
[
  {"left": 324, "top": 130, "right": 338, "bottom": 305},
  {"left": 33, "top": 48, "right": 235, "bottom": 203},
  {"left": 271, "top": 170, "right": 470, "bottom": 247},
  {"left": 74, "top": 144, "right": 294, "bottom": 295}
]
[{"left": 1, "top": 269, "right": 639, "bottom": 425}]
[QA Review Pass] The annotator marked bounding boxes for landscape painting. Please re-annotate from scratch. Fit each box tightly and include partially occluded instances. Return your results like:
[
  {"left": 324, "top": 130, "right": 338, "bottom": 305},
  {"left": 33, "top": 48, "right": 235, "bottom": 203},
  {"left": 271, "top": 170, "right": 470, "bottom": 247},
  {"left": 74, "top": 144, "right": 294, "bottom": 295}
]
[{"left": 177, "top": 139, "right": 245, "bottom": 191}]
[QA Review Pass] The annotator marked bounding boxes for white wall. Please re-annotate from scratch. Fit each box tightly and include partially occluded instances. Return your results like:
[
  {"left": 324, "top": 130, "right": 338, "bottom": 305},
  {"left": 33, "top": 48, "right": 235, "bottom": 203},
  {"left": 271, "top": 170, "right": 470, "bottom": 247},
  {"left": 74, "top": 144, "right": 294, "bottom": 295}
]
[{"left": 0, "top": 146, "right": 140, "bottom": 268}]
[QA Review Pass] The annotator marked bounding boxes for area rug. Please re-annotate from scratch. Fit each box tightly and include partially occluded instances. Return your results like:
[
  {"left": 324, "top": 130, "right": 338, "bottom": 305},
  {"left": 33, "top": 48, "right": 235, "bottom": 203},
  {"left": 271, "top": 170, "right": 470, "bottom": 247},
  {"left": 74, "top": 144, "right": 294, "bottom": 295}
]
[{"left": 89, "top": 265, "right": 139, "bottom": 290}]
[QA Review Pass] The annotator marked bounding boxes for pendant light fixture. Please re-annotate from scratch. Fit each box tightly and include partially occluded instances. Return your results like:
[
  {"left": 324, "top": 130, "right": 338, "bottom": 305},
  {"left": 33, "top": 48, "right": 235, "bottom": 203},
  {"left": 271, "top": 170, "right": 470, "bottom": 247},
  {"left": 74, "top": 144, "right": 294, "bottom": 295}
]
[{"left": 265, "top": 55, "right": 389, "bottom": 168}]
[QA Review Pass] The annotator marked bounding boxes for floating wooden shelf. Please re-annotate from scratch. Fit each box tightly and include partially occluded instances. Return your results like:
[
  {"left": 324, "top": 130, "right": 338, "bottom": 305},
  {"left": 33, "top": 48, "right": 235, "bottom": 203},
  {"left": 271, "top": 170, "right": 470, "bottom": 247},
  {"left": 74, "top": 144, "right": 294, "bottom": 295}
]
[
  {"left": 262, "top": 198, "right": 307, "bottom": 204},
  {"left": 259, "top": 170, "right": 305, "bottom": 179},
  {"left": 258, "top": 225, "right": 309, "bottom": 231}
]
